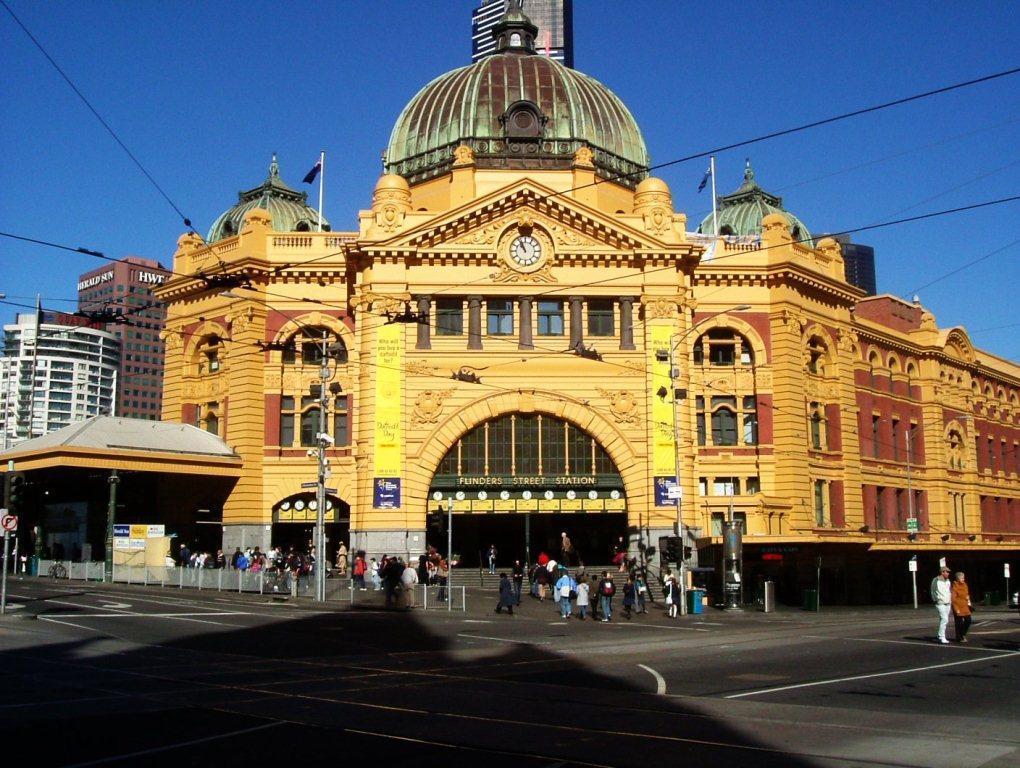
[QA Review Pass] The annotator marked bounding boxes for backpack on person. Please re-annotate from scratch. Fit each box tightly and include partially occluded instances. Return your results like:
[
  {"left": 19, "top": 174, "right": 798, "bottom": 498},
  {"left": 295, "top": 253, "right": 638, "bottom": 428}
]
[{"left": 602, "top": 581, "right": 615, "bottom": 597}]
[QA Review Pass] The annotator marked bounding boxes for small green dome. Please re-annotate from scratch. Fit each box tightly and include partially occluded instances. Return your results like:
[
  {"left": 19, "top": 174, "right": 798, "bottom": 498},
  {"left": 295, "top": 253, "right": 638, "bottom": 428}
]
[
  {"left": 699, "top": 161, "right": 813, "bottom": 245},
  {"left": 207, "top": 155, "right": 330, "bottom": 242},
  {"left": 385, "top": 5, "right": 648, "bottom": 187}
]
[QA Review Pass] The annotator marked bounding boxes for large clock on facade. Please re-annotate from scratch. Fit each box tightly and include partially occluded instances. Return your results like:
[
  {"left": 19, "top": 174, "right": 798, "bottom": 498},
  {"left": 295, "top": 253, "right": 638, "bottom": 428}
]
[{"left": 510, "top": 235, "right": 542, "bottom": 266}]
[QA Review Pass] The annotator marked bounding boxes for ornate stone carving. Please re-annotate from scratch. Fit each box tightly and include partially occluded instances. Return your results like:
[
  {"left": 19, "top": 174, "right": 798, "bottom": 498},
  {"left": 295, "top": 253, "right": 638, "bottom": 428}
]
[
  {"left": 572, "top": 146, "right": 595, "bottom": 168},
  {"left": 452, "top": 218, "right": 506, "bottom": 245},
  {"left": 264, "top": 371, "right": 282, "bottom": 389},
  {"left": 491, "top": 261, "right": 556, "bottom": 283},
  {"left": 375, "top": 204, "right": 406, "bottom": 233},
  {"left": 547, "top": 221, "right": 600, "bottom": 248},
  {"left": 452, "top": 144, "right": 475, "bottom": 166},
  {"left": 642, "top": 207, "right": 672, "bottom": 235},
  {"left": 412, "top": 390, "right": 454, "bottom": 424},
  {"left": 162, "top": 326, "right": 183, "bottom": 351},
  {"left": 782, "top": 308, "right": 807, "bottom": 331},
  {"left": 598, "top": 388, "right": 641, "bottom": 424},
  {"left": 837, "top": 327, "right": 858, "bottom": 353},
  {"left": 227, "top": 306, "right": 255, "bottom": 334},
  {"left": 406, "top": 360, "right": 438, "bottom": 377},
  {"left": 642, "top": 297, "right": 679, "bottom": 320},
  {"left": 352, "top": 290, "right": 411, "bottom": 315},
  {"left": 920, "top": 309, "right": 937, "bottom": 331},
  {"left": 615, "top": 360, "right": 645, "bottom": 377}
]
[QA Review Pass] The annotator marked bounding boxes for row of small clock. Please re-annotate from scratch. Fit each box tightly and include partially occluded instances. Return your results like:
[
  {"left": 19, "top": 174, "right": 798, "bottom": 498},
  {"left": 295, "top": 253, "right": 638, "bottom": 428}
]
[
  {"left": 279, "top": 498, "right": 336, "bottom": 512},
  {"left": 433, "top": 489, "right": 623, "bottom": 502}
]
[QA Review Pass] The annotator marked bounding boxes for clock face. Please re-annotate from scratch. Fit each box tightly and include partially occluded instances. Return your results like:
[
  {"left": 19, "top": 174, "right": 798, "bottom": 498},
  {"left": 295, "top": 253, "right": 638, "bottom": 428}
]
[{"left": 510, "top": 235, "right": 542, "bottom": 266}]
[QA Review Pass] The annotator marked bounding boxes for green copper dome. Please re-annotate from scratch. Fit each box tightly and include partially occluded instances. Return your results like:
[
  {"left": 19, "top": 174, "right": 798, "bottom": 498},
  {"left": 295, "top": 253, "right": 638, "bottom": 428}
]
[
  {"left": 207, "top": 156, "right": 330, "bottom": 242},
  {"left": 385, "top": 5, "right": 649, "bottom": 187},
  {"left": 699, "top": 161, "right": 813, "bottom": 246}
]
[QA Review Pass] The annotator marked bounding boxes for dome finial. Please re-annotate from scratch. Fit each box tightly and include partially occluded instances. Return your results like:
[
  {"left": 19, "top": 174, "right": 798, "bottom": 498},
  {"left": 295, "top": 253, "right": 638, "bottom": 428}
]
[
  {"left": 744, "top": 158, "right": 754, "bottom": 183},
  {"left": 492, "top": 0, "right": 538, "bottom": 55},
  {"left": 269, "top": 153, "right": 280, "bottom": 179}
]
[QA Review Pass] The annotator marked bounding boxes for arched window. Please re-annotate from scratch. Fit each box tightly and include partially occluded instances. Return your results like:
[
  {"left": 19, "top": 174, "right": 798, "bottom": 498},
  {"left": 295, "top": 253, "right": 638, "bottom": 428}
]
[
  {"left": 711, "top": 403, "right": 738, "bottom": 446},
  {"left": 809, "top": 402, "right": 824, "bottom": 450},
  {"left": 693, "top": 328, "right": 753, "bottom": 367},
  {"left": 205, "top": 413, "right": 219, "bottom": 436},
  {"left": 946, "top": 428, "right": 965, "bottom": 470},
  {"left": 195, "top": 334, "right": 223, "bottom": 376},
  {"left": 868, "top": 350, "right": 880, "bottom": 387},
  {"left": 282, "top": 326, "right": 347, "bottom": 366},
  {"left": 806, "top": 335, "right": 829, "bottom": 375}
]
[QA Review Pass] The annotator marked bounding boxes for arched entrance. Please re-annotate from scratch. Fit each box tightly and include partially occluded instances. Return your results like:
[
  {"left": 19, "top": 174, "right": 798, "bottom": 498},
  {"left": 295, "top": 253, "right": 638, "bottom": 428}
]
[
  {"left": 427, "top": 413, "right": 627, "bottom": 568},
  {"left": 271, "top": 492, "right": 349, "bottom": 563}
]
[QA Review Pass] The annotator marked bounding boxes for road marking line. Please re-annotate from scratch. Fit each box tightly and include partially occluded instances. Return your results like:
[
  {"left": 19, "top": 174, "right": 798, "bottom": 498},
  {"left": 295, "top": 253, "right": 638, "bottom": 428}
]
[
  {"left": 969, "top": 628, "right": 1020, "bottom": 635},
  {"left": 457, "top": 633, "right": 549, "bottom": 645},
  {"left": 36, "top": 617, "right": 102, "bottom": 632},
  {"left": 637, "top": 663, "right": 666, "bottom": 695},
  {"left": 801, "top": 634, "right": 1018, "bottom": 653},
  {"left": 40, "top": 612, "right": 250, "bottom": 618},
  {"left": 725, "top": 651, "right": 1020, "bottom": 698},
  {"left": 63, "top": 721, "right": 283, "bottom": 767}
]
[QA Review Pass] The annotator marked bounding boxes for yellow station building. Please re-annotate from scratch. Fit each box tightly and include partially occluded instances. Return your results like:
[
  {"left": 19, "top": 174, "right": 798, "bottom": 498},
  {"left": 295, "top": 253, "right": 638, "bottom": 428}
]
[{"left": 145, "top": 8, "right": 1017, "bottom": 603}]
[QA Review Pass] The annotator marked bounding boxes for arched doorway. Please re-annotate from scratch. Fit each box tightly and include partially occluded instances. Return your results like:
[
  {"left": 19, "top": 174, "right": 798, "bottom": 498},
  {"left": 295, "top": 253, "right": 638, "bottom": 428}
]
[
  {"left": 271, "top": 492, "right": 349, "bottom": 563},
  {"left": 427, "top": 413, "right": 627, "bottom": 568}
]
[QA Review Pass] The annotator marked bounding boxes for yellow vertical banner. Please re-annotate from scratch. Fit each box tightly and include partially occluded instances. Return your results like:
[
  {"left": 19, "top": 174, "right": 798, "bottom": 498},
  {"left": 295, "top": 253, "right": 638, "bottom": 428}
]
[
  {"left": 373, "top": 322, "right": 403, "bottom": 508},
  {"left": 650, "top": 325, "right": 677, "bottom": 505}
]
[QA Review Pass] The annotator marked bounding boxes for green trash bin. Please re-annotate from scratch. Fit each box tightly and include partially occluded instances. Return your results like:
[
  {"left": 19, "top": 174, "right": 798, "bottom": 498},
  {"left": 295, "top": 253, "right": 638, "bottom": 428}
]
[{"left": 803, "top": 588, "right": 819, "bottom": 611}]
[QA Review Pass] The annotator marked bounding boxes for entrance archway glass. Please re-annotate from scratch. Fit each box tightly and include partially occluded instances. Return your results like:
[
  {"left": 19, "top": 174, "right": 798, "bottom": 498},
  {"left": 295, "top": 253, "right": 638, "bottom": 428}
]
[{"left": 428, "top": 413, "right": 627, "bottom": 568}]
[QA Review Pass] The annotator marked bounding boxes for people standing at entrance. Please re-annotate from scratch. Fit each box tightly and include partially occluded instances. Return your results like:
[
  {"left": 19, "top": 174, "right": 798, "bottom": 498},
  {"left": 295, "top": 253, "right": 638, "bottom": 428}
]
[
  {"left": 597, "top": 572, "right": 616, "bottom": 622},
  {"left": 622, "top": 576, "right": 637, "bottom": 619},
  {"left": 352, "top": 553, "right": 367, "bottom": 590},
  {"left": 634, "top": 573, "right": 649, "bottom": 613},
  {"left": 556, "top": 568, "right": 576, "bottom": 618},
  {"left": 369, "top": 557, "right": 382, "bottom": 591},
  {"left": 335, "top": 542, "right": 348, "bottom": 577},
  {"left": 512, "top": 559, "right": 524, "bottom": 605},
  {"left": 560, "top": 532, "right": 576, "bottom": 566},
  {"left": 495, "top": 573, "right": 515, "bottom": 615},
  {"left": 383, "top": 557, "right": 403, "bottom": 608},
  {"left": 612, "top": 536, "right": 627, "bottom": 572},
  {"left": 437, "top": 558, "right": 449, "bottom": 602},
  {"left": 575, "top": 575, "right": 590, "bottom": 620},
  {"left": 401, "top": 559, "right": 419, "bottom": 609},
  {"left": 664, "top": 573, "right": 681, "bottom": 618},
  {"left": 535, "top": 562, "right": 550, "bottom": 601},
  {"left": 930, "top": 566, "right": 952, "bottom": 643},
  {"left": 951, "top": 571, "right": 973, "bottom": 643},
  {"left": 487, "top": 544, "right": 498, "bottom": 574}
]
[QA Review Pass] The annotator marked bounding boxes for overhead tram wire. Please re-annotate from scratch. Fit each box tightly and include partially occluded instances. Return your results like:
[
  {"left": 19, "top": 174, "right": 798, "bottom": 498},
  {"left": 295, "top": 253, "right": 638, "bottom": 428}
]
[
  {"left": 6, "top": 193, "right": 1020, "bottom": 338},
  {"left": 0, "top": 0, "right": 198, "bottom": 234},
  {"left": 265, "top": 64, "right": 1020, "bottom": 279}
]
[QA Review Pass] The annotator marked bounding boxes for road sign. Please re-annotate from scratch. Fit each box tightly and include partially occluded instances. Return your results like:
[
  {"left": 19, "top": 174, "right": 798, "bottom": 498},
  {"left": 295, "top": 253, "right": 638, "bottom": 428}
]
[
  {"left": 301, "top": 482, "right": 318, "bottom": 489},
  {"left": 906, "top": 518, "right": 919, "bottom": 533},
  {"left": 1, "top": 514, "right": 17, "bottom": 533},
  {"left": 908, "top": 559, "right": 918, "bottom": 572},
  {"left": 1006, "top": 564, "right": 1011, "bottom": 578}
]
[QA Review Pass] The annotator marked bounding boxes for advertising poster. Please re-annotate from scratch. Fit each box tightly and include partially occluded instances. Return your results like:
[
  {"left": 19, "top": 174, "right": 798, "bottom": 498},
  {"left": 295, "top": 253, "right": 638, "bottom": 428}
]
[
  {"left": 650, "top": 324, "right": 678, "bottom": 505},
  {"left": 373, "top": 321, "right": 404, "bottom": 507}
]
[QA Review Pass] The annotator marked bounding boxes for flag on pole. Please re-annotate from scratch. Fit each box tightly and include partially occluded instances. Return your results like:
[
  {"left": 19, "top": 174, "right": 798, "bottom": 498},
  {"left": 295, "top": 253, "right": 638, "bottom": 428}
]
[
  {"left": 697, "top": 165, "right": 712, "bottom": 193},
  {"left": 302, "top": 159, "right": 322, "bottom": 184}
]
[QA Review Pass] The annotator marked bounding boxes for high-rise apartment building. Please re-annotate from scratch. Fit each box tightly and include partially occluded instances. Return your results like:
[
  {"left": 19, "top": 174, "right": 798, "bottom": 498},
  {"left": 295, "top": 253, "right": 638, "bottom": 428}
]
[
  {"left": 472, "top": 0, "right": 573, "bottom": 67},
  {"left": 0, "top": 311, "right": 120, "bottom": 448},
  {"left": 77, "top": 257, "right": 169, "bottom": 419}
]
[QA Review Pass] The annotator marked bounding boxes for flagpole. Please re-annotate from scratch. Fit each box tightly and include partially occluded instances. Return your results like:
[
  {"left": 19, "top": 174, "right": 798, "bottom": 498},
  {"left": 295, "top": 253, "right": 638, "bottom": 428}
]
[
  {"left": 710, "top": 155, "right": 718, "bottom": 236},
  {"left": 317, "top": 150, "right": 325, "bottom": 232}
]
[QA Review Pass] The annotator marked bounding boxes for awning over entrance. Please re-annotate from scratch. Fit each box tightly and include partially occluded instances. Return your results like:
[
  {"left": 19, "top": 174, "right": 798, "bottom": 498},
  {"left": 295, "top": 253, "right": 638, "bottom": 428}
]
[{"left": 0, "top": 416, "right": 243, "bottom": 476}]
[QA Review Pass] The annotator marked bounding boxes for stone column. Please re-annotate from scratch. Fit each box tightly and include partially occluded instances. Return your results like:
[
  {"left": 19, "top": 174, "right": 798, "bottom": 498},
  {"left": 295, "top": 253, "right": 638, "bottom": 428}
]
[
  {"left": 467, "top": 295, "right": 482, "bottom": 350},
  {"left": 569, "top": 296, "right": 583, "bottom": 350},
  {"left": 519, "top": 296, "right": 534, "bottom": 349},
  {"left": 620, "top": 297, "right": 635, "bottom": 350},
  {"left": 415, "top": 295, "right": 431, "bottom": 350}
]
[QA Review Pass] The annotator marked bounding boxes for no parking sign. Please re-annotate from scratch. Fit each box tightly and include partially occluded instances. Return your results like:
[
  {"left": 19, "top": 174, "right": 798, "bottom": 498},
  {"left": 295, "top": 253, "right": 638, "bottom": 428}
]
[{"left": 0, "top": 513, "right": 17, "bottom": 533}]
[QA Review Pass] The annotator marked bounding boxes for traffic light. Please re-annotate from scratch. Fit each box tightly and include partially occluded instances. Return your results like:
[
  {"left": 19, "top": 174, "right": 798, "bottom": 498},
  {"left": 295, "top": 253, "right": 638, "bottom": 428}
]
[
  {"left": 664, "top": 536, "right": 681, "bottom": 562},
  {"left": 8, "top": 474, "right": 26, "bottom": 511},
  {"left": 683, "top": 545, "right": 693, "bottom": 561},
  {"left": 427, "top": 512, "right": 444, "bottom": 532}
]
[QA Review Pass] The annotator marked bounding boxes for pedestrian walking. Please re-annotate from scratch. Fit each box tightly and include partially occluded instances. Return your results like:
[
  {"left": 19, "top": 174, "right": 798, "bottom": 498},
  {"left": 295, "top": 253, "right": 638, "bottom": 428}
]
[
  {"left": 512, "top": 559, "right": 524, "bottom": 605},
  {"left": 556, "top": 569, "right": 576, "bottom": 618},
  {"left": 622, "top": 576, "right": 636, "bottom": 619},
  {"left": 951, "top": 571, "right": 973, "bottom": 643},
  {"left": 664, "top": 573, "right": 681, "bottom": 618},
  {"left": 352, "top": 553, "right": 367, "bottom": 590},
  {"left": 597, "top": 572, "right": 616, "bottom": 622},
  {"left": 575, "top": 575, "right": 590, "bottom": 620},
  {"left": 401, "top": 559, "right": 419, "bottom": 609},
  {"left": 930, "top": 566, "right": 952, "bottom": 643},
  {"left": 535, "top": 563, "right": 549, "bottom": 601},
  {"left": 560, "top": 531, "right": 577, "bottom": 567},
  {"left": 487, "top": 544, "right": 498, "bottom": 574},
  {"left": 495, "top": 573, "right": 515, "bottom": 615},
  {"left": 335, "top": 541, "right": 348, "bottom": 577},
  {"left": 612, "top": 536, "right": 627, "bottom": 572},
  {"left": 634, "top": 573, "right": 649, "bottom": 613},
  {"left": 369, "top": 557, "right": 382, "bottom": 591}
]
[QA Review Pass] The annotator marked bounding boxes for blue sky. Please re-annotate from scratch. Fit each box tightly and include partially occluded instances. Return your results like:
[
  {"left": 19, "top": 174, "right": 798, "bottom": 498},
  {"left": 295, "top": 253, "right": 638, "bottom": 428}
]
[{"left": 2, "top": 1, "right": 1018, "bottom": 361}]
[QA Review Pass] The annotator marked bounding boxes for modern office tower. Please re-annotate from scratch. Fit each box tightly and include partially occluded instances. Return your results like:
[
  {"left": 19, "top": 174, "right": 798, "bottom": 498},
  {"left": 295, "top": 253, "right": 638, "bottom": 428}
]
[
  {"left": 472, "top": 0, "right": 573, "bottom": 67},
  {"left": 77, "top": 257, "right": 169, "bottom": 419},
  {"left": 0, "top": 311, "right": 120, "bottom": 447},
  {"left": 834, "top": 235, "right": 878, "bottom": 296}
]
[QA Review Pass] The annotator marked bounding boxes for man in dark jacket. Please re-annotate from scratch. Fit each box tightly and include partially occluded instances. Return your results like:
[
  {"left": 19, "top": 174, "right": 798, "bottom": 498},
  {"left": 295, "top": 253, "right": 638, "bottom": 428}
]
[
  {"left": 495, "top": 573, "right": 515, "bottom": 615},
  {"left": 512, "top": 560, "right": 525, "bottom": 605},
  {"left": 597, "top": 572, "right": 616, "bottom": 622}
]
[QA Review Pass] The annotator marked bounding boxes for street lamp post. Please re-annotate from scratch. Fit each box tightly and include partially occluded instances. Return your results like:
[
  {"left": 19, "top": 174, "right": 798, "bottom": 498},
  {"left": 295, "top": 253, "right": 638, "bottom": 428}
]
[
  {"left": 312, "top": 330, "right": 344, "bottom": 603},
  {"left": 656, "top": 304, "right": 751, "bottom": 615},
  {"left": 105, "top": 469, "right": 119, "bottom": 582}
]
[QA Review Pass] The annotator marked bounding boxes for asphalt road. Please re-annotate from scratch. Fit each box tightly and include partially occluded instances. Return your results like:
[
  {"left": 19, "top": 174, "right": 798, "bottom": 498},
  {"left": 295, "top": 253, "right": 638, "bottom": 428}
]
[{"left": 1, "top": 579, "right": 1017, "bottom": 767}]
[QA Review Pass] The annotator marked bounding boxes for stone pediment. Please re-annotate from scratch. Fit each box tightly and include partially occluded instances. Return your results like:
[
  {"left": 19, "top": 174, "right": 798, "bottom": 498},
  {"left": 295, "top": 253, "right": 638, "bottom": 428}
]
[{"left": 365, "top": 180, "right": 693, "bottom": 257}]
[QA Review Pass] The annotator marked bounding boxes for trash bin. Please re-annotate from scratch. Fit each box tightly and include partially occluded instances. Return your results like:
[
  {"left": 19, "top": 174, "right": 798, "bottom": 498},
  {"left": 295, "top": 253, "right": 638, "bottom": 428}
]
[
  {"left": 803, "top": 588, "right": 819, "bottom": 611},
  {"left": 687, "top": 588, "right": 704, "bottom": 615},
  {"left": 761, "top": 580, "right": 775, "bottom": 613},
  {"left": 982, "top": 591, "right": 1001, "bottom": 607}
]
